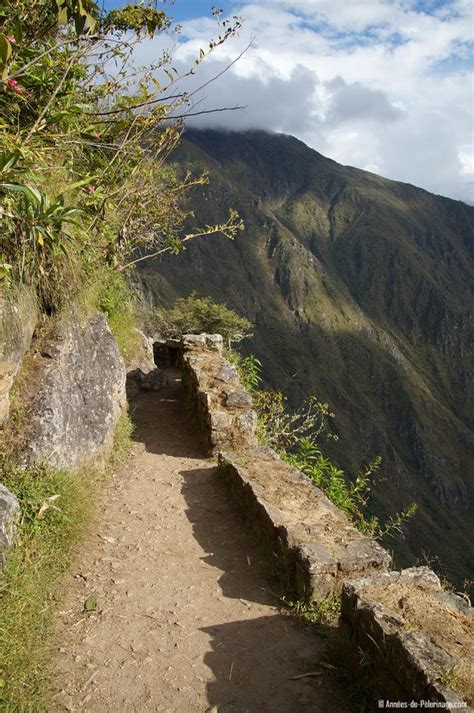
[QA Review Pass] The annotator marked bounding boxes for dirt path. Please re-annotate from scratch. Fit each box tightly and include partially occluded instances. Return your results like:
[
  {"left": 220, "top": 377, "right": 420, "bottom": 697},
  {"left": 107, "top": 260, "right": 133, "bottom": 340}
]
[{"left": 54, "top": 371, "right": 352, "bottom": 712}]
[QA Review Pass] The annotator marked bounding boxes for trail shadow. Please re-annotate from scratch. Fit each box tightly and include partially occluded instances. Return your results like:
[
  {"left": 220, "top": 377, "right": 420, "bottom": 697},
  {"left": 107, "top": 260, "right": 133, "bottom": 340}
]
[
  {"left": 200, "top": 615, "right": 336, "bottom": 713},
  {"left": 127, "top": 370, "right": 205, "bottom": 458},
  {"left": 180, "top": 466, "right": 282, "bottom": 607}
]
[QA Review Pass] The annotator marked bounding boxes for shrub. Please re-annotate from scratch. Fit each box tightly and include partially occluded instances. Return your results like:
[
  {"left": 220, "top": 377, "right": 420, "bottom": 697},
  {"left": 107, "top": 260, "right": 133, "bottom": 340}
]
[
  {"left": 228, "top": 347, "right": 417, "bottom": 542},
  {"left": 0, "top": 1, "right": 243, "bottom": 314},
  {"left": 154, "top": 292, "right": 252, "bottom": 344}
]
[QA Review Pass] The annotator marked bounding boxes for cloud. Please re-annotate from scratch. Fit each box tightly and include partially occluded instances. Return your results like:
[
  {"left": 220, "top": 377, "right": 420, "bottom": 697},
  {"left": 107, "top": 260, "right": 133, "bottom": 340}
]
[
  {"left": 324, "top": 77, "right": 406, "bottom": 125},
  {"left": 171, "top": 61, "right": 321, "bottom": 134},
  {"left": 136, "top": 0, "right": 474, "bottom": 202}
]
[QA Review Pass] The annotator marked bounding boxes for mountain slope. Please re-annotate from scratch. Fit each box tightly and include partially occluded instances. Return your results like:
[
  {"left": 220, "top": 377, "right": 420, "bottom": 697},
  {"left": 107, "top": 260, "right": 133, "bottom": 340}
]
[{"left": 138, "top": 129, "right": 474, "bottom": 588}]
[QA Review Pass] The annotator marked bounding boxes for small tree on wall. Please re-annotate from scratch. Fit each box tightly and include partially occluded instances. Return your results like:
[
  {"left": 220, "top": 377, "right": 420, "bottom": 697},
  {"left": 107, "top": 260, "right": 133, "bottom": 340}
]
[{"left": 152, "top": 292, "right": 253, "bottom": 345}]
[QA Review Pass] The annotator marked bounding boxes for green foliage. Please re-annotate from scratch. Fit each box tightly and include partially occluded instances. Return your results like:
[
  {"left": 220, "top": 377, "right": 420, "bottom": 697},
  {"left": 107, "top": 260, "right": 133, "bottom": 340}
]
[
  {"left": 155, "top": 292, "right": 252, "bottom": 344},
  {"left": 228, "top": 346, "right": 417, "bottom": 543},
  {"left": 0, "top": 414, "right": 133, "bottom": 711},
  {"left": 285, "top": 438, "right": 417, "bottom": 541},
  {"left": 86, "top": 267, "right": 140, "bottom": 361},
  {"left": 254, "top": 390, "right": 337, "bottom": 452},
  {"left": 0, "top": 0, "right": 243, "bottom": 313},
  {"left": 287, "top": 593, "right": 341, "bottom": 627},
  {"left": 225, "top": 350, "right": 263, "bottom": 390},
  {"left": 0, "top": 462, "right": 94, "bottom": 710}
]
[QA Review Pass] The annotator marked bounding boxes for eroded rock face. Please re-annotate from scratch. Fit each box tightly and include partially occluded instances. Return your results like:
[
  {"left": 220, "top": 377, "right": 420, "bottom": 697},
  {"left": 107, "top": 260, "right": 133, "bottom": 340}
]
[
  {"left": 0, "top": 483, "right": 20, "bottom": 565},
  {"left": 19, "top": 312, "right": 126, "bottom": 470},
  {"left": 0, "top": 290, "right": 37, "bottom": 425},
  {"left": 127, "top": 328, "right": 156, "bottom": 375}
]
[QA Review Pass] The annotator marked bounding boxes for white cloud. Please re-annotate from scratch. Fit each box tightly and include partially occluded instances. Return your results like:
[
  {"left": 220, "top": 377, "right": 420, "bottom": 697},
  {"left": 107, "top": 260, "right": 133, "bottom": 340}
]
[{"left": 138, "top": 0, "right": 474, "bottom": 202}]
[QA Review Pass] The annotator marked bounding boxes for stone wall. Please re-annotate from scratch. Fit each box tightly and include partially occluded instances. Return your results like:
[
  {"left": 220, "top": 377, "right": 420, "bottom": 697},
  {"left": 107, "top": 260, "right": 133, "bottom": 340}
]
[
  {"left": 218, "top": 449, "right": 390, "bottom": 601},
  {"left": 342, "top": 568, "right": 473, "bottom": 707},
  {"left": 181, "top": 334, "right": 257, "bottom": 454},
  {"left": 180, "top": 335, "right": 473, "bottom": 708}
]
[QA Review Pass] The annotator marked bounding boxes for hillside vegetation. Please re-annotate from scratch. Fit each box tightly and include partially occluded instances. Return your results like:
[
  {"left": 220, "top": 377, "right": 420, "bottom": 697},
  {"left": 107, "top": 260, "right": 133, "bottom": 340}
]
[{"left": 138, "top": 129, "right": 474, "bottom": 590}]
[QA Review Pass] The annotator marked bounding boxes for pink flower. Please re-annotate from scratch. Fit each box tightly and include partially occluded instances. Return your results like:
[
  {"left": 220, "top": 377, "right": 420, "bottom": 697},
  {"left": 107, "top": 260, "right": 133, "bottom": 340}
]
[
  {"left": 86, "top": 185, "right": 95, "bottom": 194},
  {"left": 6, "top": 78, "right": 25, "bottom": 94},
  {"left": 5, "top": 35, "right": 16, "bottom": 44},
  {"left": 92, "top": 131, "right": 100, "bottom": 140}
]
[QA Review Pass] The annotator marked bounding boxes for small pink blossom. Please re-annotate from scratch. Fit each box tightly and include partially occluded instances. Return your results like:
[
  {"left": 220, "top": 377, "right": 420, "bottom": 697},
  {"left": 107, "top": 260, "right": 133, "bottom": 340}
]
[
  {"left": 5, "top": 35, "right": 16, "bottom": 44},
  {"left": 92, "top": 131, "right": 100, "bottom": 140},
  {"left": 86, "top": 185, "right": 95, "bottom": 194},
  {"left": 6, "top": 78, "right": 25, "bottom": 94}
]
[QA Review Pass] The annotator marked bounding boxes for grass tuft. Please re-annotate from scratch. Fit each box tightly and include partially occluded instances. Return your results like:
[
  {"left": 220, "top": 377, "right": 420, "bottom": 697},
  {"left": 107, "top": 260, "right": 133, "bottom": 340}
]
[{"left": 0, "top": 412, "right": 133, "bottom": 712}]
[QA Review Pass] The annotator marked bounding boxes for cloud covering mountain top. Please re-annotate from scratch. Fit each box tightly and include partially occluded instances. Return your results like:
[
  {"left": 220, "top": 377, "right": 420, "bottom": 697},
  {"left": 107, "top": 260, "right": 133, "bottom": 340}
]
[{"left": 132, "top": 0, "right": 473, "bottom": 202}]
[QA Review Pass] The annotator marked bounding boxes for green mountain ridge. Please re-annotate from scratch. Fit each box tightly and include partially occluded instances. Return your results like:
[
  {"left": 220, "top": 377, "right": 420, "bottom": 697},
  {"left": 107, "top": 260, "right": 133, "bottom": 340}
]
[{"left": 138, "top": 129, "right": 474, "bottom": 588}]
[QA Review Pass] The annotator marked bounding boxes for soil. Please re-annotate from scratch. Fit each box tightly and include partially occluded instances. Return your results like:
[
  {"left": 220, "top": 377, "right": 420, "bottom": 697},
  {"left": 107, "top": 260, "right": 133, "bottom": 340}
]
[{"left": 53, "top": 370, "right": 352, "bottom": 712}]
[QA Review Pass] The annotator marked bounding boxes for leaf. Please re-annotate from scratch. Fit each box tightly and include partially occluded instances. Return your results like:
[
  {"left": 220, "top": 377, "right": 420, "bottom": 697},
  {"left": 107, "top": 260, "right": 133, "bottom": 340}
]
[
  {"left": 0, "top": 182, "right": 43, "bottom": 207},
  {"left": 0, "top": 34, "right": 12, "bottom": 70},
  {"left": 289, "top": 671, "right": 323, "bottom": 680},
  {"left": 37, "top": 494, "right": 60, "bottom": 519},
  {"left": 84, "top": 593, "right": 98, "bottom": 612},
  {"left": 0, "top": 150, "right": 20, "bottom": 173},
  {"left": 55, "top": 0, "right": 68, "bottom": 25}
]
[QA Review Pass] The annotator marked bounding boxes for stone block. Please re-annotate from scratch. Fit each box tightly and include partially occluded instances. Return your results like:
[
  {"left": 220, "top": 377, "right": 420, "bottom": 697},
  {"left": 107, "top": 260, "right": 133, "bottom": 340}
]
[
  {"left": 341, "top": 568, "right": 473, "bottom": 707},
  {"left": 182, "top": 334, "right": 223, "bottom": 352},
  {"left": 218, "top": 450, "right": 391, "bottom": 602},
  {"left": 224, "top": 389, "right": 253, "bottom": 409}
]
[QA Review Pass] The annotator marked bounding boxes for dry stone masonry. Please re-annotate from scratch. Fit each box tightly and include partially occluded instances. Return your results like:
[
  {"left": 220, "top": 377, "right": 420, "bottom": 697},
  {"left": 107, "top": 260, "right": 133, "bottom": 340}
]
[
  {"left": 181, "top": 334, "right": 257, "bottom": 454},
  {"left": 342, "top": 568, "right": 473, "bottom": 708},
  {"left": 180, "top": 334, "right": 473, "bottom": 709},
  {"left": 218, "top": 449, "right": 390, "bottom": 601}
]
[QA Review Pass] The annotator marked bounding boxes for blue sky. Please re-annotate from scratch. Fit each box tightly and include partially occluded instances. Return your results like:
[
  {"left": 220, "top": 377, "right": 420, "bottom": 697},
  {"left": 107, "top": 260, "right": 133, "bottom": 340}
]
[
  {"left": 101, "top": 1, "right": 473, "bottom": 202},
  {"left": 102, "top": 1, "right": 236, "bottom": 22}
]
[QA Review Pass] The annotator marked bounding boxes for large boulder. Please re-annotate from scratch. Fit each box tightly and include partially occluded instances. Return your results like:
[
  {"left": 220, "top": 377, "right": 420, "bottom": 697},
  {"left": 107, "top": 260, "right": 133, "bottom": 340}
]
[
  {"left": 0, "top": 289, "right": 37, "bottom": 425},
  {"left": 0, "top": 483, "right": 20, "bottom": 565},
  {"left": 18, "top": 311, "right": 126, "bottom": 470}
]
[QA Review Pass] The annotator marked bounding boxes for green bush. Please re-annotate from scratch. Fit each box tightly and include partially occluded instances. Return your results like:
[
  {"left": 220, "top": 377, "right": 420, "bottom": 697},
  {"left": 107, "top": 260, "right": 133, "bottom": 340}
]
[
  {"left": 227, "top": 347, "right": 417, "bottom": 542},
  {"left": 154, "top": 292, "right": 252, "bottom": 344},
  {"left": 0, "top": 1, "right": 243, "bottom": 314}
]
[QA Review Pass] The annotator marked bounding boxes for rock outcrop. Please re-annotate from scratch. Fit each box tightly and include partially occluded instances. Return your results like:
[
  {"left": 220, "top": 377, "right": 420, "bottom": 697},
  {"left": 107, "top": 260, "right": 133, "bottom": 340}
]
[
  {"left": 0, "top": 289, "right": 37, "bottom": 425},
  {"left": 125, "top": 328, "right": 166, "bottom": 397},
  {"left": 0, "top": 483, "right": 20, "bottom": 565},
  {"left": 18, "top": 311, "right": 126, "bottom": 469}
]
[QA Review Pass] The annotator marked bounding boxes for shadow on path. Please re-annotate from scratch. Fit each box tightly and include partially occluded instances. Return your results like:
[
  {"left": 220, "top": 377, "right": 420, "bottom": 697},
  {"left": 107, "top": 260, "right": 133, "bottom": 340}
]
[{"left": 125, "top": 367, "right": 351, "bottom": 713}]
